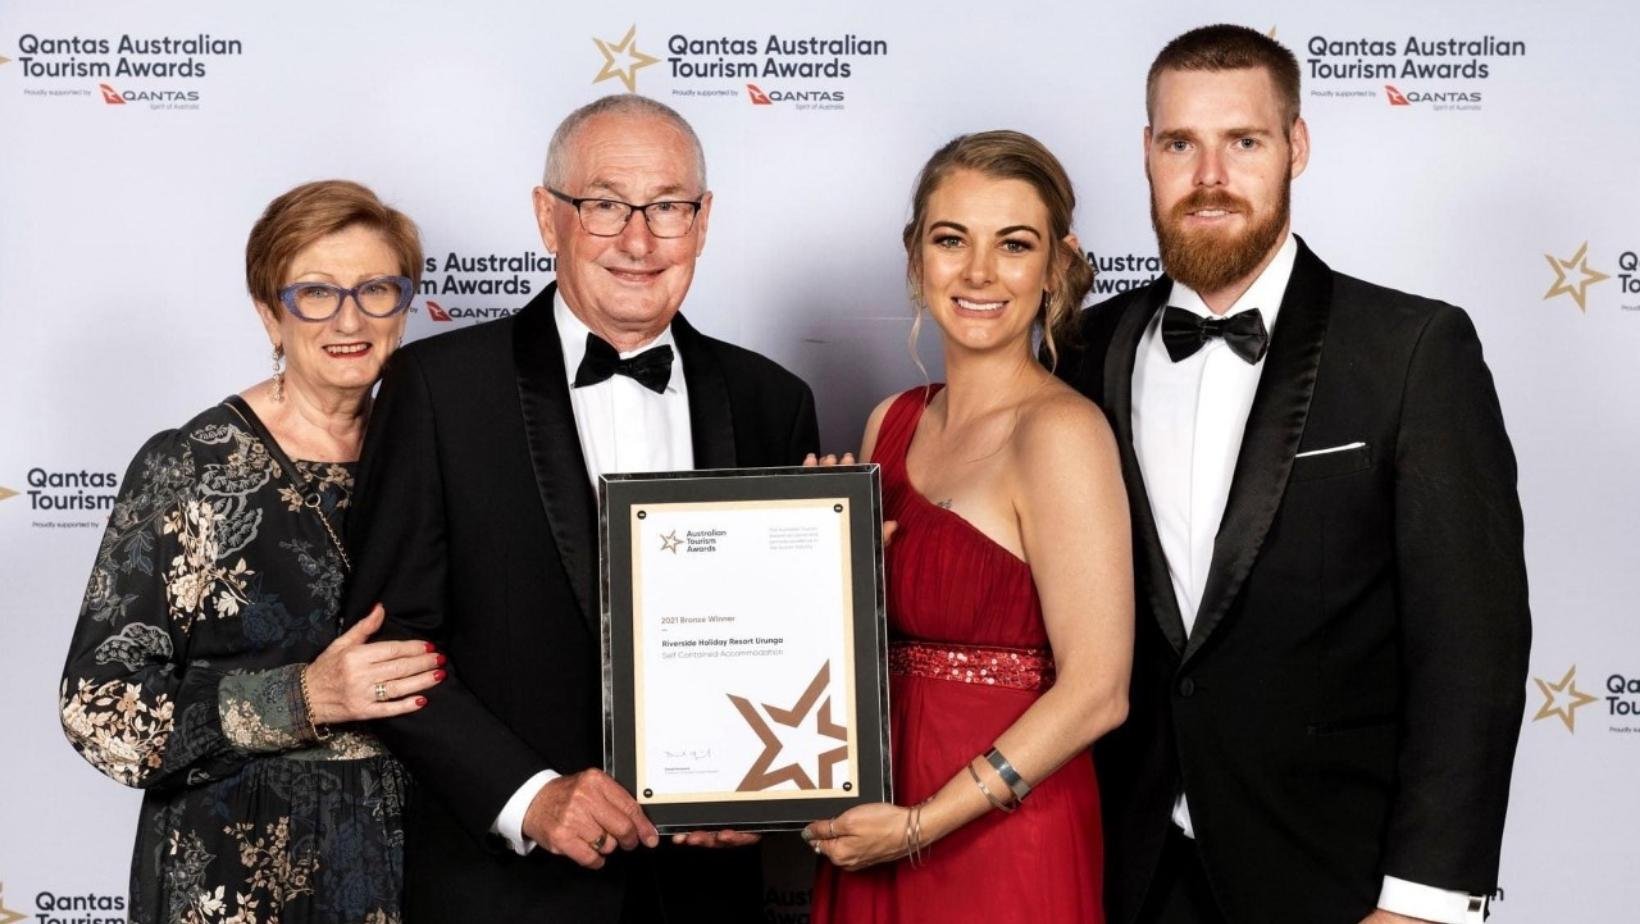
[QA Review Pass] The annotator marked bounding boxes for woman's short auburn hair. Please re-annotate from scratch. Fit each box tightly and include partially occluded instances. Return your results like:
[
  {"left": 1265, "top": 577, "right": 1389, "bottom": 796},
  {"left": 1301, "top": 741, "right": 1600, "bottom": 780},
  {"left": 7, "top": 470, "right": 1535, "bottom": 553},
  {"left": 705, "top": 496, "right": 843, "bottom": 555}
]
[{"left": 244, "top": 179, "right": 423, "bottom": 311}]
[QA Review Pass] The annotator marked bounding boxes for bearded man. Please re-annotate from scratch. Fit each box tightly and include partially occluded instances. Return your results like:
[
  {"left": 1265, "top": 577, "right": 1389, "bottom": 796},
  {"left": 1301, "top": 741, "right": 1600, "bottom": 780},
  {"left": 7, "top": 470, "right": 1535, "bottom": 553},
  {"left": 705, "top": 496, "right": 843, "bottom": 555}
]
[{"left": 1056, "top": 24, "right": 1531, "bottom": 924}]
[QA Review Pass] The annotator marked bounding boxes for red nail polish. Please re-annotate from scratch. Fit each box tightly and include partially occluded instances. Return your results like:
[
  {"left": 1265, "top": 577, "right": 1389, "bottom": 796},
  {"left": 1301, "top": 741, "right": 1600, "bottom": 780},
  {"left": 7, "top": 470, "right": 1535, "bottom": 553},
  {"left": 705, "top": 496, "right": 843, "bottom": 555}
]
[
  {"left": 424, "top": 642, "right": 436, "bottom": 653},
  {"left": 436, "top": 653, "right": 447, "bottom": 667},
  {"left": 434, "top": 669, "right": 447, "bottom": 682},
  {"left": 415, "top": 696, "right": 428, "bottom": 707}
]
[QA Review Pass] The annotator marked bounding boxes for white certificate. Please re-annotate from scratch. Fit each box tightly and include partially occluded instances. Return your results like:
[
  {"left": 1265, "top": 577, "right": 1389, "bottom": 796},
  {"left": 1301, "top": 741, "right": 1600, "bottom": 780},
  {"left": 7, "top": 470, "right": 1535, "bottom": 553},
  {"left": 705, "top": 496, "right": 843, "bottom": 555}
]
[{"left": 630, "top": 498, "right": 858, "bottom": 804}]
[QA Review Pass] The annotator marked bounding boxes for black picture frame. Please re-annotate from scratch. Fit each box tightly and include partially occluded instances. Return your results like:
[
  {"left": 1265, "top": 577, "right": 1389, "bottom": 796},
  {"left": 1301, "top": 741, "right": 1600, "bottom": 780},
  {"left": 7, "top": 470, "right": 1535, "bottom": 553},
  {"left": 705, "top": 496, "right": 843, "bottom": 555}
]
[{"left": 599, "top": 465, "right": 891, "bottom": 832}]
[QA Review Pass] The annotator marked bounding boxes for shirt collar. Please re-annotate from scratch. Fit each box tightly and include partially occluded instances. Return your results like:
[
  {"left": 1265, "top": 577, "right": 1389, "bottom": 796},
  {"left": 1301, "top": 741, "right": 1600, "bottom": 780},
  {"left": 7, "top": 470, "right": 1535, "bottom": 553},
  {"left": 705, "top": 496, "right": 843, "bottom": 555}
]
[
  {"left": 1164, "top": 232, "right": 1298, "bottom": 334},
  {"left": 553, "top": 290, "right": 684, "bottom": 396}
]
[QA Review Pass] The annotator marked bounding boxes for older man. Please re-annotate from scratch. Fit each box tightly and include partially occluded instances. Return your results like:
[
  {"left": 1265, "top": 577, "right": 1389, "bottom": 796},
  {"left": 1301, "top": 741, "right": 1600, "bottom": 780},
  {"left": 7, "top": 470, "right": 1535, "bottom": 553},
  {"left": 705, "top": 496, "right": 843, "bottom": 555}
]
[{"left": 343, "top": 95, "right": 819, "bottom": 922}]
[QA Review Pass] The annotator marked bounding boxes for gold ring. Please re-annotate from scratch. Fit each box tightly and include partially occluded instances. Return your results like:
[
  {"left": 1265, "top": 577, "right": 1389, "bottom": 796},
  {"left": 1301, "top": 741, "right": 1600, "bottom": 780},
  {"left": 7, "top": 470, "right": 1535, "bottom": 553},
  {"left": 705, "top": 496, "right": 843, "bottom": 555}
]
[
  {"left": 827, "top": 819, "right": 836, "bottom": 839},
  {"left": 590, "top": 833, "right": 608, "bottom": 851},
  {"left": 373, "top": 682, "right": 388, "bottom": 702}
]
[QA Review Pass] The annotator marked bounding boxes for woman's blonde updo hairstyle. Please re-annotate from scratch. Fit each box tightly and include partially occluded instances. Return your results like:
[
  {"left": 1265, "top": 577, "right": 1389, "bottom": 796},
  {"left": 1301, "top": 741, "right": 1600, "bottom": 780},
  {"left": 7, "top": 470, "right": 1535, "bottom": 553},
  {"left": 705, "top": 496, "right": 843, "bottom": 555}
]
[{"left": 902, "top": 130, "right": 1092, "bottom": 367}]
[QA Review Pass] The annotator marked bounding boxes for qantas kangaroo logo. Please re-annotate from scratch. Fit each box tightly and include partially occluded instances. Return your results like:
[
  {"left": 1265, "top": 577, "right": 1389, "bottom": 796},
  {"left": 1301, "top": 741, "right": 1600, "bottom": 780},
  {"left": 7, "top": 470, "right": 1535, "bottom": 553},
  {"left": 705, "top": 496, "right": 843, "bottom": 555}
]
[
  {"left": 424, "top": 300, "right": 453, "bottom": 322},
  {"left": 1384, "top": 85, "right": 1411, "bottom": 106},
  {"left": 746, "top": 83, "right": 773, "bottom": 105},
  {"left": 100, "top": 83, "right": 127, "bottom": 105}
]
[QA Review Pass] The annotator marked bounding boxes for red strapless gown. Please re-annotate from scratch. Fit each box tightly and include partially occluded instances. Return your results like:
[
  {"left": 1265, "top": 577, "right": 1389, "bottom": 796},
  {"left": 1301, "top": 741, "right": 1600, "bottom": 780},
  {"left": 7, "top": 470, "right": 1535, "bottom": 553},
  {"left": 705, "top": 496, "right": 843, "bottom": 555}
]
[{"left": 811, "top": 386, "right": 1104, "bottom": 923}]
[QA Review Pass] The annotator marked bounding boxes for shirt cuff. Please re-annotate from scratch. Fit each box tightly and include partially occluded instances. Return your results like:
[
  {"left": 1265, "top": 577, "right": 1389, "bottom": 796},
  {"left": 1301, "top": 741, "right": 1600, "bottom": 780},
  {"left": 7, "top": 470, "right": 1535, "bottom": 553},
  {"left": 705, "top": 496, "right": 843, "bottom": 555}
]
[
  {"left": 490, "top": 769, "right": 560, "bottom": 855},
  {"left": 1378, "top": 876, "right": 1488, "bottom": 924}
]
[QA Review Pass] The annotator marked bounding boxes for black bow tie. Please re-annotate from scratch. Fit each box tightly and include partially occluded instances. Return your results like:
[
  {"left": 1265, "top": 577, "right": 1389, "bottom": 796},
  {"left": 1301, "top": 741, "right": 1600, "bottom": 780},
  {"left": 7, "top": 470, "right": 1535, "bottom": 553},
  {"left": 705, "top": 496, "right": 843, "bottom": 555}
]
[
  {"left": 573, "top": 333, "right": 674, "bottom": 393},
  {"left": 1161, "top": 306, "right": 1270, "bottom": 364}
]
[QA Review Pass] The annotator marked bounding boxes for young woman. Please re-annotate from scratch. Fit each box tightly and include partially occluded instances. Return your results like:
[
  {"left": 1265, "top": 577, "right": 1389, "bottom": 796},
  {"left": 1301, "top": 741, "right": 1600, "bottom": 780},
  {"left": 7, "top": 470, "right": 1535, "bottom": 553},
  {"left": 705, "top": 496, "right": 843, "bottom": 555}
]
[{"left": 807, "top": 131, "right": 1133, "bottom": 923}]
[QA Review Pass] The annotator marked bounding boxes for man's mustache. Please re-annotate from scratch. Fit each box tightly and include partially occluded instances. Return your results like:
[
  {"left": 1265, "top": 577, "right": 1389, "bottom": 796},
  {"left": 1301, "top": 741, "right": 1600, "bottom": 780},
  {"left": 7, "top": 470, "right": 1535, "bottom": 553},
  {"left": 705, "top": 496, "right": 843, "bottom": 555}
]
[{"left": 1169, "top": 189, "right": 1252, "bottom": 221}]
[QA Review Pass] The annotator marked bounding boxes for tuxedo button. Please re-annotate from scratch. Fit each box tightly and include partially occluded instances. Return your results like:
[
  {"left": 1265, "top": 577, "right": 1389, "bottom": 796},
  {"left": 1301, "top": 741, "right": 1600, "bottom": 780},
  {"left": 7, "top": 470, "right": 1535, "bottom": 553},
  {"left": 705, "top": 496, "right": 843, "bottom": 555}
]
[{"left": 1177, "top": 678, "right": 1196, "bottom": 698}]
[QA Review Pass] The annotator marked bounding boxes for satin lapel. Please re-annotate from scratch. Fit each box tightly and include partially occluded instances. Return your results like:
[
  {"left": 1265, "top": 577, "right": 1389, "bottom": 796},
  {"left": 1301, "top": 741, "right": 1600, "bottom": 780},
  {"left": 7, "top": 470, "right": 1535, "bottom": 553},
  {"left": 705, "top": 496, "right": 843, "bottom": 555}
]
[
  {"left": 673, "top": 314, "right": 738, "bottom": 469},
  {"left": 1104, "top": 283, "right": 1189, "bottom": 655},
  {"left": 512, "top": 282, "right": 599, "bottom": 631},
  {"left": 1184, "top": 240, "right": 1333, "bottom": 664}
]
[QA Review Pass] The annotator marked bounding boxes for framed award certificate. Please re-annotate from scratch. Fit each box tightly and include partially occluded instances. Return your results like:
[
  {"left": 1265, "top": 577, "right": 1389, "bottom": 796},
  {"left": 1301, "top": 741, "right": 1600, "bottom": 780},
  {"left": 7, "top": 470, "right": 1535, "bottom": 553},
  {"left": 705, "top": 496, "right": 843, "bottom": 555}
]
[{"left": 599, "top": 465, "right": 891, "bottom": 832}]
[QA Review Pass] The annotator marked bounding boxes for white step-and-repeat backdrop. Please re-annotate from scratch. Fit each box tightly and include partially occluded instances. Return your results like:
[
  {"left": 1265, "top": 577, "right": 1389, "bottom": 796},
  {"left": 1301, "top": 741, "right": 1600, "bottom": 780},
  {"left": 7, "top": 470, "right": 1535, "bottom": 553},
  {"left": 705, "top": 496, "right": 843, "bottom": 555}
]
[{"left": 2, "top": 1, "right": 1635, "bottom": 921}]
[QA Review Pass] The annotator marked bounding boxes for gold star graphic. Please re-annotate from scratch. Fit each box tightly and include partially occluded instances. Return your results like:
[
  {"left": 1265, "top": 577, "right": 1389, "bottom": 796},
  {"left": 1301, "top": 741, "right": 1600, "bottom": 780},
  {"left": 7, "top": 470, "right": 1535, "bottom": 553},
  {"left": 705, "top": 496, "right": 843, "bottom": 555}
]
[
  {"left": 1533, "top": 665, "right": 1599, "bottom": 733},
  {"left": 0, "top": 55, "right": 12, "bottom": 67},
  {"left": 593, "top": 25, "right": 659, "bottom": 93},
  {"left": 0, "top": 486, "right": 17, "bottom": 502},
  {"left": 0, "top": 883, "right": 27, "bottom": 924},
  {"left": 728, "top": 661, "right": 850, "bottom": 791},
  {"left": 1543, "top": 242, "right": 1610, "bottom": 312},
  {"left": 659, "top": 530, "right": 682, "bottom": 554}
]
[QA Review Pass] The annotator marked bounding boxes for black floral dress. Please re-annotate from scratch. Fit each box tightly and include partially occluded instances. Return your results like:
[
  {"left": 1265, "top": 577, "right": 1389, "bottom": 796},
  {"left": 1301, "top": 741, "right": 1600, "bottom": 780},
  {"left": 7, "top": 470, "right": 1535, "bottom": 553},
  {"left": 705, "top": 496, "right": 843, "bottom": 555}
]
[{"left": 59, "top": 400, "right": 407, "bottom": 924}]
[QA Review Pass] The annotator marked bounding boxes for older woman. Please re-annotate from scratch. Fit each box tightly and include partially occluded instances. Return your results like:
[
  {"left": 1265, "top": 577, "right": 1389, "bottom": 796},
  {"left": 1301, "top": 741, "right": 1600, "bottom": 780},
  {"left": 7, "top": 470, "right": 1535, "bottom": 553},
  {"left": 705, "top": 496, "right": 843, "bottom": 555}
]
[{"left": 60, "top": 180, "right": 441, "bottom": 924}]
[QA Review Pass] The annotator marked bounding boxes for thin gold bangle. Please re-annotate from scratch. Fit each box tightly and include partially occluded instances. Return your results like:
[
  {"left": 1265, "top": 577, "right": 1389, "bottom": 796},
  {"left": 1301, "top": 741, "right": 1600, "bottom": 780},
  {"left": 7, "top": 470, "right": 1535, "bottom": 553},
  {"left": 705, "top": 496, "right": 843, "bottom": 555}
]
[
  {"left": 911, "top": 801, "right": 929, "bottom": 866},
  {"left": 299, "top": 664, "right": 331, "bottom": 741},
  {"left": 902, "top": 805, "right": 915, "bottom": 864},
  {"left": 967, "top": 758, "right": 1016, "bottom": 813}
]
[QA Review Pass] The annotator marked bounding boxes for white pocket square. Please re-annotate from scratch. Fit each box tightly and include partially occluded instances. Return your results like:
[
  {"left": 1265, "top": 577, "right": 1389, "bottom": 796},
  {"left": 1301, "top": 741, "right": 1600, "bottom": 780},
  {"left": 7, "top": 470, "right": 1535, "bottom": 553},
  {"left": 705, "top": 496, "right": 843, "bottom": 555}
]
[{"left": 1295, "top": 441, "right": 1367, "bottom": 459}]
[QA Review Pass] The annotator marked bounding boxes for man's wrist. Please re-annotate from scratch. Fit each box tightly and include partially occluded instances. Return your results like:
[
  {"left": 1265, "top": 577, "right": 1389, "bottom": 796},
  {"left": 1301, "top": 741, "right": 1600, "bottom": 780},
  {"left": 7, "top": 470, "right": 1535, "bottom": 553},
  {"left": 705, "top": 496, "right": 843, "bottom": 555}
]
[{"left": 491, "top": 768, "right": 560, "bottom": 855}]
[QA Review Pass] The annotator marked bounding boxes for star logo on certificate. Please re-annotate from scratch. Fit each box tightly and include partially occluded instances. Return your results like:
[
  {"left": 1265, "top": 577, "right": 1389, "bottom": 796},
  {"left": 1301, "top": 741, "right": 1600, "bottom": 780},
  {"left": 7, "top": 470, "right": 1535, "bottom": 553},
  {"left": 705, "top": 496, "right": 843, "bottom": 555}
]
[
  {"left": 0, "top": 486, "right": 18, "bottom": 503},
  {"left": 593, "top": 25, "right": 659, "bottom": 93},
  {"left": 659, "top": 530, "right": 683, "bottom": 554},
  {"left": 0, "top": 884, "right": 27, "bottom": 924},
  {"left": 728, "top": 661, "right": 850, "bottom": 791},
  {"left": 1542, "top": 242, "right": 1610, "bottom": 312},
  {"left": 1532, "top": 665, "right": 1598, "bottom": 733}
]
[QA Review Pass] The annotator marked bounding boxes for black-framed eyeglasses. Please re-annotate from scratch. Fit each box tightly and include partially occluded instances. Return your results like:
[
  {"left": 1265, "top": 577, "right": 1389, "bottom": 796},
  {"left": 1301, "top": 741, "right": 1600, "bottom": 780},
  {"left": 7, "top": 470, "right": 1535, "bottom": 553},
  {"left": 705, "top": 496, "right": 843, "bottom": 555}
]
[
  {"left": 547, "top": 188, "right": 703, "bottom": 238},
  {"left": 278, "top": 275, "right": 415, "bottom": 322}
]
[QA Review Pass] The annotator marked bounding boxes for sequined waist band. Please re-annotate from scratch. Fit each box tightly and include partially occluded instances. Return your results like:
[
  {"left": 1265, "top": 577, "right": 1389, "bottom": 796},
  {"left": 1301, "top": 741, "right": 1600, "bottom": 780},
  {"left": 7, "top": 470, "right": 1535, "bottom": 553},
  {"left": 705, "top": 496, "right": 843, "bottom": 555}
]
[{"left": 889, "top": 641, "right": 1055, "bottom": 691}]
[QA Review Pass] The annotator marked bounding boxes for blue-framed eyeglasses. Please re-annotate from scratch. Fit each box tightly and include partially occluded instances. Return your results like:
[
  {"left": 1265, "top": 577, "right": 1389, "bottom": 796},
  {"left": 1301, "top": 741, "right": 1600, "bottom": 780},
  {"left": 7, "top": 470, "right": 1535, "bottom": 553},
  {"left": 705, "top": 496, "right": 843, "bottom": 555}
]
[{"left": 278, "top": 275, "right": 415, "bottom": 321}]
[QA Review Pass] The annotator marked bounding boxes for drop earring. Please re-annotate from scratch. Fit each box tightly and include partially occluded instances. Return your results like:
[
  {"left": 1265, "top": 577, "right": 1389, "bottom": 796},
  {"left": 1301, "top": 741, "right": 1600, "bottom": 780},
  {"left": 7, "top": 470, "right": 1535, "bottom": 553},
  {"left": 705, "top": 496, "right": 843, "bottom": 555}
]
[{"left": 272, "top": 345, "right": 285, "bottom": 402}]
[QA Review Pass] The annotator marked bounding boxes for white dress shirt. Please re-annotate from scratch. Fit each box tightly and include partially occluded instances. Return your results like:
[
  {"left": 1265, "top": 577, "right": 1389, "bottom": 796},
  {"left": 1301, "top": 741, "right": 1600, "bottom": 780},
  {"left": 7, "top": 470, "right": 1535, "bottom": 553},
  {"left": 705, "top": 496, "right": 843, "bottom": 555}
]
[
  {"left": 1134, "top": 234, "right": 1296, "bottom": 643},
  {"left": 1133, "top": 234, "right": 1481, "bottom": 923},
  {"left": 490, "top": 291, "right": 694, "bottom": 855}
]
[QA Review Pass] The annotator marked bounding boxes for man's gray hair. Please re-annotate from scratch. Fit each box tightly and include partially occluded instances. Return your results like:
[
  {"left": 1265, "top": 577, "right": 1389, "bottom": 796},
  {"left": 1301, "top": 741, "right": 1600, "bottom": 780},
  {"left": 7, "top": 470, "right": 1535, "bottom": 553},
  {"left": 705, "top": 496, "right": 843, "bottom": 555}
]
[{"left": 542, "top": 94, "right": 708, "bottom": 193}]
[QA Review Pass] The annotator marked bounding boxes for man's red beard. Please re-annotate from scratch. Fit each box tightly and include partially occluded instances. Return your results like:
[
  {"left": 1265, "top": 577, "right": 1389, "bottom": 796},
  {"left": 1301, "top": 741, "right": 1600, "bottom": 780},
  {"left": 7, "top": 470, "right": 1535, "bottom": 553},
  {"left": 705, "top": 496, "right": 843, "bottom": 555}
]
[{"left": 1149, "top": 181, "right": 1289, "bottom": 295}]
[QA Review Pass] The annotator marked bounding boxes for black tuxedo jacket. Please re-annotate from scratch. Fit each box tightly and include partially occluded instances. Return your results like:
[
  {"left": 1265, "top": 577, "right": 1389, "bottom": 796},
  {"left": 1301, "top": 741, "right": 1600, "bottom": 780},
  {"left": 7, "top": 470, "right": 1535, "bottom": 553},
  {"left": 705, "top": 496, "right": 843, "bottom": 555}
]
[
  {"left": 342, "top": 284, "right": 819, "bottom": 923},
  {"left": 1057, "top": 239, "right": 1531, "bottom": 924}
]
